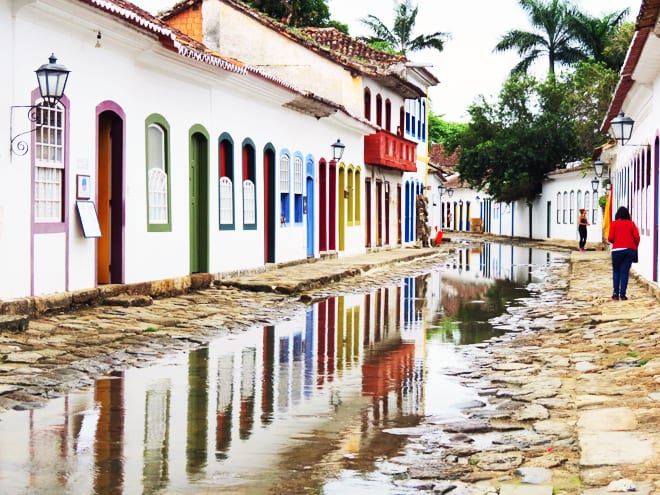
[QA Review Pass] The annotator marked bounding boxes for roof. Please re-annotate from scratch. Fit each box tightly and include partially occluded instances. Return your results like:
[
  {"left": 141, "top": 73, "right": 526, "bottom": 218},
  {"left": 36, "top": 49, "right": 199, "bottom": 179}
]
[
  {"left": 71, "top": 0, "right": 376, "bottom": 126},
  {"left": 162, "top": 0, "right": 436, "bottom": 98},
  {"left": 600, "top": 0, "right": 660, "bottom": 133},
  {"left": 83, "top": 0, "right": 246, "bottom": 73}
]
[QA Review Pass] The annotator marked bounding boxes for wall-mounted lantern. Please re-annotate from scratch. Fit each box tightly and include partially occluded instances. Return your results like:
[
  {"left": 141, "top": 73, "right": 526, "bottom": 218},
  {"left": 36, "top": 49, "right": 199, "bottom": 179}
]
[
  {"left": 331, "top": 138, "right": 345, "bottom": 161},
  {"left": 609, "top": 111, "right": 634, "bottom": 146},
  {"left": 10, "top": 54, "right": 71, "bottom": 156}
]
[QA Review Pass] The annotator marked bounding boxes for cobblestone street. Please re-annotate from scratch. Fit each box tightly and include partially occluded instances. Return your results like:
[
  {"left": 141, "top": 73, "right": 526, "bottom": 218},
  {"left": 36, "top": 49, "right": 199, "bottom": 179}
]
[{"left": 0, "top": 236, "right": 657, "bottom": 494}]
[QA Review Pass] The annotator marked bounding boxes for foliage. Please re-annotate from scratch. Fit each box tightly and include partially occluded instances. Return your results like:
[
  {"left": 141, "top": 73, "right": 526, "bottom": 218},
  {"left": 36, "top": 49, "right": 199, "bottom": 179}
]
[
  {"left": 602, "top": 22, "right": 635, "bottom": 71},
  {"left": 569, "top": 8, "right": 630, "bottom": 71},
  {"left": 494, "top": 0, "right": 632, "bottom": 76},
  {"left": 456, "top": 73, "right": 579, "bottom": 203},
  {"left": 494, "top": 0, "right": 584, "bottom": 76},
  {"left": 428, "top": 113, "right": 467, "bottom": 153},
  {"left": 559, "top": 60, "right": 619, "bottom": 156},
  {"left": 242, "top": 0, "right": 330, "bottom": 27},
  {"left": 358, "top": 0, "right": 449, "bottom": 56}
]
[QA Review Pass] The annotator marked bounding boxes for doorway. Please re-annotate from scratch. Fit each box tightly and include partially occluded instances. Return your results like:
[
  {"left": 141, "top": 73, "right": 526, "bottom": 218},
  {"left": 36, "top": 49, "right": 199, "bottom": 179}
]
[{"left": 96, "top": 106, "right": 125, "bottom": 284}]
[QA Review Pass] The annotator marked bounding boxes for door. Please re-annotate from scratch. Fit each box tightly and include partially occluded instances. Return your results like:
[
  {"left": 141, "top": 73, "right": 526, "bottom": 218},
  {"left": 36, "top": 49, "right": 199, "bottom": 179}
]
[
  {"left": 189, "top": 131, "right": 209, "bottom": 273},
  {"left": 264, "top": 146, "right": 276, "bottom": 263},
  {"left": 97, "top": 108, "right": 124, "bottom": 284},
  {"left": 365, "top": 178, "right": 372, "bottom": 248},
  {"left": 306, "top": 176, "right": 314, "bottom": 257}
]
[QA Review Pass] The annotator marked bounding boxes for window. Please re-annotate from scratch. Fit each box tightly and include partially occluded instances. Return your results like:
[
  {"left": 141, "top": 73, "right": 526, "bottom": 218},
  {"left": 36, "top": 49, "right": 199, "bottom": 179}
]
[
  {"left": 219, "top": 134, "right": 235, "bottom": 229},
  {"left": 242, "top": 140, "right": 257, "bottom": 229},
  {"left": 34, "top": 103, "right": 65, "bottom": 223},
  {"left": 591, "top": 191, "right": 599, "bottom": 224},
  {"left": 376, "top": 94, "right": 382, "bottom": 127},
  {"left": 364, "top": 88, "right": 371, "bottom": 121},
  {"left": 569, "top": 190, "right": 575, "bottom": 224},
  {"left": 556, "top": 192, "right": 561, "bottom": 223},
  {"left": 347, "top": 166, "right": 354, "bottom": 225},
  {"left": 280, "top": 153, "right": 290, "bottom": 225},
  {"left": 293, "top": 155, "right": 303, "bottom": 223},
  {"left": 354, "top": 168, "right": 361, "bottom": 225},
  {"left": 146, "top": 115, "right": 171, "bottom": 231},
  {"left": 562, "top": 192, "right": 568, "bottom": 223},
  {"left": 385, "top": 99, "right": 391, "bottom": 132}
]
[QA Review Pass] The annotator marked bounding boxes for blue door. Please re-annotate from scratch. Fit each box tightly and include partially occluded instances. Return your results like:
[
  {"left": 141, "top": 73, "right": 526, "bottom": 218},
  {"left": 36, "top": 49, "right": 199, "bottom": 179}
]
[{"left": 306, "top": 176, "right": 315, "bottom": 257}]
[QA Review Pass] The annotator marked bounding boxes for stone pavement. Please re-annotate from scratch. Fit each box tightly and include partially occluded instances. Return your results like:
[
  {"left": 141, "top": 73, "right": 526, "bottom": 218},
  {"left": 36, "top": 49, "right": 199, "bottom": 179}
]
[{"left": 0, "top": 235, "right": 657, "bottom": 495}]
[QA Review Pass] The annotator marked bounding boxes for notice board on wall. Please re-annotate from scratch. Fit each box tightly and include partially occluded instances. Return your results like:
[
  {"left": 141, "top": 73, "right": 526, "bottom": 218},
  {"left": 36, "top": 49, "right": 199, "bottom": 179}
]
[{"left": 76, "top": 200, "right": 102, "bottom": 238}]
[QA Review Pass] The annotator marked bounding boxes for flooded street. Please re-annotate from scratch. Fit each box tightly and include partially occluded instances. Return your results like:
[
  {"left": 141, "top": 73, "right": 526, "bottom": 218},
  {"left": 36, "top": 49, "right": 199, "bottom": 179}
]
[{"left": 0, "top": 242, "right": 566, "bottom": 494}]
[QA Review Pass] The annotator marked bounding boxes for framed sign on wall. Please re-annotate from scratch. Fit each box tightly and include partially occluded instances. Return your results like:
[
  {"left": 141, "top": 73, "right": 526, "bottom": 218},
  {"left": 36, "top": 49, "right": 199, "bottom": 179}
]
[
  {"left": 76, "top": 200, "right": 102, "bottom": 238},
  {"left": 76, "top": 174, "right": 91, "bottom": 199}
]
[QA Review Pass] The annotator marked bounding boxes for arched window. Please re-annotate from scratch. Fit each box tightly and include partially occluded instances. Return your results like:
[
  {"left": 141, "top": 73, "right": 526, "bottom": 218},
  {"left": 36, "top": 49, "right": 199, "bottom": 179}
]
[
  {"left": 376, "top": 94, "right": 382, "bottom": 127},
  {"left": 385, "top": 99, "right": 391, "bottom": 132},
  {"left": 556, "top": 192, "right": 561, "bottom": 223},
  {"left": 242, "top": 140, "right": 256, "bottom": 229},
  {"left": 293, "top": 154, "right": 304, "bottom": 223},
  {"left": 364, "top": 88, "right": 371, "bottom": 121},
  {"left": 569, "top": 190, "right": 575, "bottom": 224},
  {"left": 355, "top": 167, "right": 361, "bottom": 225},
  {"left": 146, "top": 114, "right": 171, "bottom": 231},
  {"left": 562, "top": 192, "right": 568, "bottom": 223},
  {"left": 218, "top": 134, "right": 235, "bottom": 229},
  {"left": 347, "top": 166, "right": 354, "bottom": 225},
  {"left": 279, "top": 152, "right": 290, "bottom": 225}
]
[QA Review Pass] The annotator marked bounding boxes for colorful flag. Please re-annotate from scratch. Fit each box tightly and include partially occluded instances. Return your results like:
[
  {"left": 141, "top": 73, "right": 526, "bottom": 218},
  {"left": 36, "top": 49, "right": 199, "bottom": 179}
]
[{"left": 602, "top": 187, "right": 612, "bottom": 239}]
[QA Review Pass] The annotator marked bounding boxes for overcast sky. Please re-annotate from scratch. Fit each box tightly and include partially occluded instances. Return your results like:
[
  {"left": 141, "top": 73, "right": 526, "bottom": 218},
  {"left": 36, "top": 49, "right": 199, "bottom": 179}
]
[
  {"left": 136, "top": 0, "right": 641, "bottom": 122},
  {"left": 327, "top": 0, "right": 640, "bottom": 122}
]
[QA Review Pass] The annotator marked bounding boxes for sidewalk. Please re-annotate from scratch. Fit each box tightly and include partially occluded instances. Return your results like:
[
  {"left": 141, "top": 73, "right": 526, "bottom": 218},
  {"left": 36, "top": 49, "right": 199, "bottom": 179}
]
[{"left": 0, "top": 245, "right": 445, "bottom": 328}]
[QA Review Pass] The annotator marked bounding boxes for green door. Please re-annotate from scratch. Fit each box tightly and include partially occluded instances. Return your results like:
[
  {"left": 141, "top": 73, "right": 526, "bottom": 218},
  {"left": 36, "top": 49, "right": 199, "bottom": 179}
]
[{"left": 190, "top": 130, "right": 209, "bottom": 273}]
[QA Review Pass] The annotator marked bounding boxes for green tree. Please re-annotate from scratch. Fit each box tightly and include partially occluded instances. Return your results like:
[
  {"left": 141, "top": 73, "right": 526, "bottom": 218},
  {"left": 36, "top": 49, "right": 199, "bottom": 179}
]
[
  {"left": 569, "top": 8, "right": 630, "bottom": 70},
  {"left": 457, "top": 74, "right": 579, "bottom": 203},
  {"left": 242, "top": 0, "right": 330, "bottom": 27},
  {"left": 494, "top": 0, "right": 584, "bottom": 76},
  {"left": 428, "top": 113, "right": 467, "bottom": 153},
  {"left": 559, "top": 60, "right": 619, "bottom": 156},
  {"left": 358, "top": 0, "right": 449, "bottom": 56}
]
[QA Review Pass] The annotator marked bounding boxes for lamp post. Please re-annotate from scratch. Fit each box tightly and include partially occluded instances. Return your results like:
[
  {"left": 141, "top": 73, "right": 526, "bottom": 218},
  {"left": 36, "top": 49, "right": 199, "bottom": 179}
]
[
  {"left": 437, "top": 184, "right": 453, "bottom": 230},
  {"left": 593, "top": 158, "right": 605, "bottom": 178},
  {"left": 331, "top": 138, "right": 345, "bottom": 161},
  {"left": 609, "top": 111, "right": 634, "bottom": 146},
  {"left": 10, "top": 54, "right": 71, "bottom": 156},
  {"left": 591, "top": 177, "right": 599, "bottom": 194}
]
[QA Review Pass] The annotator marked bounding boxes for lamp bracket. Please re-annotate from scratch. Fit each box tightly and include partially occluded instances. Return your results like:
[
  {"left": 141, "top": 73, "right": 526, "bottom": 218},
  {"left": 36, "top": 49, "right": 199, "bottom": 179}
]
[{"left": 10, "top": 104, "right": 43, "bottom": 157}]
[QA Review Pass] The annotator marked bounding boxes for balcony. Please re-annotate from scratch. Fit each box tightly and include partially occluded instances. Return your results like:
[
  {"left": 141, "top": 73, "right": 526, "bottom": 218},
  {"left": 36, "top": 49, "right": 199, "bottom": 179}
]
[{"left": 364, "top": 131, "right": 417, "bottom": 172}]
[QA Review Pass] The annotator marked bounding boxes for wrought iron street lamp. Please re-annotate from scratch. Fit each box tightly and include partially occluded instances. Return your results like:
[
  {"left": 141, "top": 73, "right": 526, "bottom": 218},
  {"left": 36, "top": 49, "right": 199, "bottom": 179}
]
[
  {"left": 331, "top": 138, "right": 345, "bottom": 161},
  {"left": 609, "top": 111, "right": 634, "bottom": 146},
  {"left": 591, "top": 177, "right": 600, "bottom": 194},
  {"left": 593, "top": 159, "right": 605, "bottom": 178},
  {"left": 10, "top": 54, "right": 71, "bottom": 156}
]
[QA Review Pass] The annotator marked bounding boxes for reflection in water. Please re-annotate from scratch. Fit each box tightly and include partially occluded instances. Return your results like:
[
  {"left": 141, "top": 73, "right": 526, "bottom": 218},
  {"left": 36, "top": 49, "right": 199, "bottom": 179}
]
[{"left": 0, "top": 242, "right": 560, "bottom": 494}]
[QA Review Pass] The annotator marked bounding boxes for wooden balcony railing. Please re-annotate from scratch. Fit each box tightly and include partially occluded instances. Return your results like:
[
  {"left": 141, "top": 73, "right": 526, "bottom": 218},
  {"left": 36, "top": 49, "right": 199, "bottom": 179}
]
[{"left": 364, "top": 131, "right": 417, "bottom": 172}]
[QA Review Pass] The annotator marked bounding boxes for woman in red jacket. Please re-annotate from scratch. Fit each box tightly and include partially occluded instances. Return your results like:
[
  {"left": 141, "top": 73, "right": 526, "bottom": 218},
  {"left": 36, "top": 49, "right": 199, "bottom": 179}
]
[{"left": 607, "top": 206, "right": 640, "bottom": 300}]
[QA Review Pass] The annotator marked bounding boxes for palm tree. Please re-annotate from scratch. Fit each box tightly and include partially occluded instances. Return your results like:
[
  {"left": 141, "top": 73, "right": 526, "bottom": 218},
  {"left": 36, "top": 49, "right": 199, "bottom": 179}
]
[
  {"left": 359, "top": 0, "right": 449, "bottom": 56},
  {"left": 494, "top": 0, "right": 584, "bottom": 76},
  {"left": 569, "top": 8, "right": 630, "bottom": 71}
]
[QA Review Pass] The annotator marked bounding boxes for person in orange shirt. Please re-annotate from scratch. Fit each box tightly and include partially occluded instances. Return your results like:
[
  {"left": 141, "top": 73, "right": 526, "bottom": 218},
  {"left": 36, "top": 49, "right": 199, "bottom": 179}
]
[{"left": 607, "top": 206, "right": 640, "bottom": 300}]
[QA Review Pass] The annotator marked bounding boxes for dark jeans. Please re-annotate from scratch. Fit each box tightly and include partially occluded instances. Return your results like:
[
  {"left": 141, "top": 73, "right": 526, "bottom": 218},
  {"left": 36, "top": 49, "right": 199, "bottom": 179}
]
[
  {"left": 611, "top": 249, "right": 636, "bottom": 296},
  {"left": 578, "top": 225, "right": 587, "bottom": 249}
]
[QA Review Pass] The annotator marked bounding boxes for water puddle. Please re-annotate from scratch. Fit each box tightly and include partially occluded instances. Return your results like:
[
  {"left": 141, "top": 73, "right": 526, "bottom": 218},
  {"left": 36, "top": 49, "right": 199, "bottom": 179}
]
[{"left": 0, "top": 242, "right": 564, "bottom": 494}]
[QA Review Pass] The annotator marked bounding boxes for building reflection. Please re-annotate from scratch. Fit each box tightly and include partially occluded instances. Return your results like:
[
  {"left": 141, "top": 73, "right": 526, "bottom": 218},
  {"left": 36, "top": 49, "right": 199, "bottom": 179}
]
[{"left": 0, "top": 242, "right": 557, "bottom": 493}]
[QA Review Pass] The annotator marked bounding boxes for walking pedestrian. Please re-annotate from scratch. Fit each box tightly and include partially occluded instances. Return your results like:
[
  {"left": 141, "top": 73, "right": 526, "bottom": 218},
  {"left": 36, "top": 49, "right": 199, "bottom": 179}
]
[
  {"left": 578, "top": 208, "right": 589, "bottom": 252},
  {"left": 607, "top": 206, "right": 640, "bottom": 300}
]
